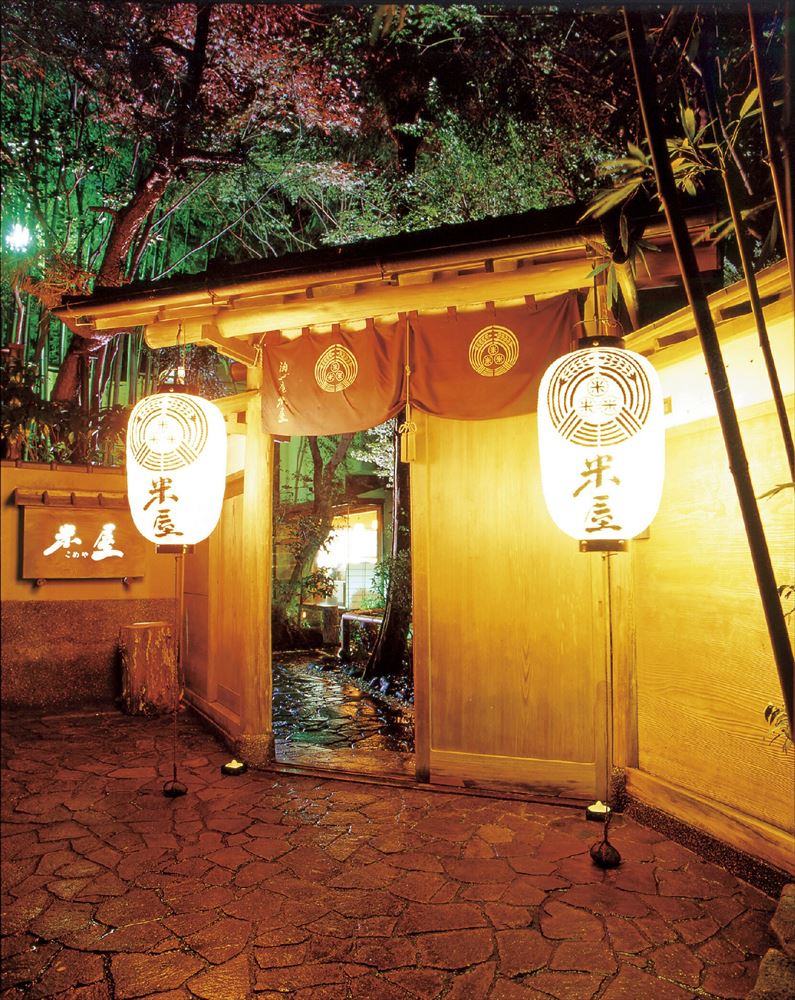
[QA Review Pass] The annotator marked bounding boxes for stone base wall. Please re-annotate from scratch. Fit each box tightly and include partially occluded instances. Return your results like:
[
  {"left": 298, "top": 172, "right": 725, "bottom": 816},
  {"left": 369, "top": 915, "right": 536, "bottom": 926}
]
[{"left": 1, "top": 599, "right": 175, "bottom": 709}]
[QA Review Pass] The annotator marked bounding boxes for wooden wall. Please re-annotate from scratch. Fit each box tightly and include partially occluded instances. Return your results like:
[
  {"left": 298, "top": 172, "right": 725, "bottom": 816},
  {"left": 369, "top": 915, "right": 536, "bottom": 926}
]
[
  {"left": 183, "top": 536, "right": 209, "bottom": 702},
  {"left": 183, "top": 389, "right": 273, "bottom": 754},
  {"left": 184, "top": 487, "right": 246, "bottom": 726},
  {"left": 411, "top": 410, "right": 607, "bottom": 797},
  {"left": 630, "top": 338, "right": 794, "bottom": 874}
]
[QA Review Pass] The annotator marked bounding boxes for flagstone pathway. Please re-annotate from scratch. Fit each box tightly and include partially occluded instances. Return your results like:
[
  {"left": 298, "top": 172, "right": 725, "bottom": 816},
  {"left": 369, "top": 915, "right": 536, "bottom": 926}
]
[
  {"left": 272, "top": 652, "right": 415, "bottom": 777},
  {"left": 1, "top": 709, "right": 777, "bottom": 999}
]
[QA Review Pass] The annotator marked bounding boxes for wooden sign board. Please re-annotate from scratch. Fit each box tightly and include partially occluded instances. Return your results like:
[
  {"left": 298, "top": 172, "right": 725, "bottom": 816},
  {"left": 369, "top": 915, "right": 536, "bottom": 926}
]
[{"left": 22, "top": 507, "right": 146, "bottom": 580}]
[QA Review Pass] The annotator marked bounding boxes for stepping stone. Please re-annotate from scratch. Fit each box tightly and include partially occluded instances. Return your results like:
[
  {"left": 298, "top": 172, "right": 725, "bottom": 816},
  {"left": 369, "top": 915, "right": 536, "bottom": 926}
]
[
  {"left": 747, "top": 949, "right": 795, "bottom": 1000},
  {"left": 770, "top": 885, "right": 795, "bottom": 958}
]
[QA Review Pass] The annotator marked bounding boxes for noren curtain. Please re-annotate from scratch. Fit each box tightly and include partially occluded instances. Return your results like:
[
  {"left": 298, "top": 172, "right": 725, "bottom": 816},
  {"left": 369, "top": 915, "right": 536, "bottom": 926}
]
[{"left": 261, "top": 291, "right": 579, "bottom": 435}]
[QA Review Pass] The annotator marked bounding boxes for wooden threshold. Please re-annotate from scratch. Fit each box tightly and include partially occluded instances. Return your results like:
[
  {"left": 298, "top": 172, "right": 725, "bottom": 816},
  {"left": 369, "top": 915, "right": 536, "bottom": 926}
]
[{"left": 274, "top": 740, "right": 414, "bottom": 780}]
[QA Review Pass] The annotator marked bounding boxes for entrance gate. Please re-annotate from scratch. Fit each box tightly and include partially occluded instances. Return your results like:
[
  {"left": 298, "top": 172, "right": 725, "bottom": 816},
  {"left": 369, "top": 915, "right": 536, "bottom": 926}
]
[{"left": 410, "top": 410, "right": 607, "bottom": 798}]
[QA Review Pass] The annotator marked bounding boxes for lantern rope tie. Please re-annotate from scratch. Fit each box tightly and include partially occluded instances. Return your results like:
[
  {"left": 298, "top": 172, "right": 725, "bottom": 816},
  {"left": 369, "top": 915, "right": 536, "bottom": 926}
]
[{"left": 398, "top": 316, "right": 417, "bottom": 463}]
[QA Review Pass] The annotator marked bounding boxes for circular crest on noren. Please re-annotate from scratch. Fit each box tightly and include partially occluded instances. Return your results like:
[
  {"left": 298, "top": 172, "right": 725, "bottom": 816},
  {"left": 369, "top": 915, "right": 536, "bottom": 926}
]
[
  {"left": 468, "top": 325, "right": 519, "bottom": 377},
  {"left": 545, "top": 348, "right": 652, "bottom": 447},
  {"left": 128, "top": 395, "right": 210, "bottom": 472},
  {"left": 315, "top": 344, "right": 358, "bottom": 393}
]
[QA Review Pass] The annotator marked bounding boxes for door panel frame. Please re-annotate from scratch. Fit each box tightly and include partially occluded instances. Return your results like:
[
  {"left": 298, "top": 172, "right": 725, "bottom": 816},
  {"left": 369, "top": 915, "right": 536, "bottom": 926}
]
[{"left": 410, "top": 409, "right": 609, "bottom": 799}]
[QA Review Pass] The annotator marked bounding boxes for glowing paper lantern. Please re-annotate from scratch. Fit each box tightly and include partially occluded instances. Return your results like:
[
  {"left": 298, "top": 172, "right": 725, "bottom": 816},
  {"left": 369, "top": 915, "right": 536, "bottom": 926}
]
[
  {"left": 537, "top": 337, "right": 664, "bottom": 551},
  {"left": 126, "top": 392, "right": 227, "bottom": 546}
]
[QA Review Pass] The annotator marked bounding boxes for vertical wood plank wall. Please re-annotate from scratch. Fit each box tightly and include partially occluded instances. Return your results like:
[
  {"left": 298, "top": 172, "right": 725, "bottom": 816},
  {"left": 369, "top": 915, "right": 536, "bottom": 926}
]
[
  {"left": 238, "top": 381, "right": 273, "bottom": 751},
  {"left": 208, "top": 490, "right": 246, "bottom": 721},
  {"left": 183, "top": 473, "right": 246, "bottom": 735},
  {"left": 411, "top": 409, "right": 606, "bottom": 798},
  {"left": 631, "top": 394, "right": 795, "bottom": 872},
  {"left": 183, "top": 537, "right": 209, "bottom": 702},
  {"left": 182, "top": 391, "right": 272, "bottom": 750}
]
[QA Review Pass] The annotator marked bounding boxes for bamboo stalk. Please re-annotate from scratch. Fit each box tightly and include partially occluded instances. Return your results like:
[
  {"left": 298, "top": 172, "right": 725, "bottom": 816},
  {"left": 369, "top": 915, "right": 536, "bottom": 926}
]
[
  {"left": 92, "top": 344, "right": 107, "bottom": 411},
  {"left": 784, "top": 0, "right": 795, "bottom": 298},
  {"left": 143, "top": 350, "right": 153, "bottom": 397},
  {"left": 699, "top": 15, "right": 795, "bottom": 479},
  {"left": 722, "top": 169, "right": 795, "bottom": 478},
  {"left": 112, "top": 337, "right": 124, "bottom": 406},
  {"left": 12, "top": 288, "right": 25, "bottom": 345},
  {"left": 129, "top": 334, "right": 141, "bottom": 405},
  {"left": 21, "top": 294, "right": 33, "bottom": 361},
  {"left": 81, "top": 356, "right": 91, "bottom": 413},
  {"left": 40, "top": 343, "right": 48, "bottom": 401},
  {"left": 749, "top": 4, "right": 793, "bottom": 286},
  {"left": 625, "top": 9, "right": 794, "bottom": 736}
]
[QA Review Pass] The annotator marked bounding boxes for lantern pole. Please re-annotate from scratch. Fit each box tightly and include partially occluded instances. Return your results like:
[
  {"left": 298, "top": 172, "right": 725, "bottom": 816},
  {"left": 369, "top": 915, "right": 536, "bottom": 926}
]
[
  {"left": 159, "top": 542, "right": 191, "bottom": 797},
  {"left": 624, "top": 9, "right": 794, "bottom": 735}
]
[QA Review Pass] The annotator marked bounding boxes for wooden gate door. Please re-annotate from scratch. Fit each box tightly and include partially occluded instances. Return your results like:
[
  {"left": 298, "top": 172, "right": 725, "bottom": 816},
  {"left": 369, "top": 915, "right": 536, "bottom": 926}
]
[{"left": 410, "top": 410, "right": 607, "bottom": 798}]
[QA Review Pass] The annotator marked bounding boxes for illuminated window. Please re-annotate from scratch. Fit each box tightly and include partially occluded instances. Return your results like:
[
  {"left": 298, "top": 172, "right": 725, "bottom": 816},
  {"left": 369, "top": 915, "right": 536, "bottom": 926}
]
[{"left": 315, "top": 507, "right": 382, "bottom": 608}]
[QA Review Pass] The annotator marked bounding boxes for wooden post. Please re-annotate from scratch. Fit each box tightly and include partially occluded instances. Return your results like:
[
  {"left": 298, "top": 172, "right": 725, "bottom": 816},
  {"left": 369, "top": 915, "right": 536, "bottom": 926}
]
[
  {"left": 409, "top": 409, "right": 431, "bottom": 784},
  {"left": 119, "top": 621, "right": 178, "bottom": 715},
  {"left": 237, "top": 362, "right": 274, "bottom": 766}
]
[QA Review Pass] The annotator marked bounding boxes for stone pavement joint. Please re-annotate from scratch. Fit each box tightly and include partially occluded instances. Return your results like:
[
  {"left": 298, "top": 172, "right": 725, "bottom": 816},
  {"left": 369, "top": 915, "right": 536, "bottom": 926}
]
[{"left": 1, "top": 710, "right": 777, "bottom": 999}]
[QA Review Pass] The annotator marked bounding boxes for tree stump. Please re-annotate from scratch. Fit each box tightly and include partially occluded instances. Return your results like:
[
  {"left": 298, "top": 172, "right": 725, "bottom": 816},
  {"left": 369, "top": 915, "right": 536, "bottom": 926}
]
[{"left": 119, "top": 621, "right": 178, "bottom": 716}]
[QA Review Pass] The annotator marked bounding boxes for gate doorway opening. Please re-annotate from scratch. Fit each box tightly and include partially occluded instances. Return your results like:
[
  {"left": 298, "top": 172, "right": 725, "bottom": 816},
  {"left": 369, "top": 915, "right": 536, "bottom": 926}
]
[{"left": 271, "top": 433, "right": 415, "bottom": 778}]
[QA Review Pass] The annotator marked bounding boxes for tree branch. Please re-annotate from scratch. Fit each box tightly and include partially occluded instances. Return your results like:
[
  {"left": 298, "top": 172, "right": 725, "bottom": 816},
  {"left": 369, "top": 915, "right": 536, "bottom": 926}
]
[
  {"left": 152, "top": 181, "right": 282, "bottom": 280},
  {"left": 322, "top": 433, "right": 355, "bottom": 491},
  {"left": 149, "top": 33, "right": 192, "bottom": 60},
  {"left": 181, "top": 149, "right": 247, "bottom": 167}
]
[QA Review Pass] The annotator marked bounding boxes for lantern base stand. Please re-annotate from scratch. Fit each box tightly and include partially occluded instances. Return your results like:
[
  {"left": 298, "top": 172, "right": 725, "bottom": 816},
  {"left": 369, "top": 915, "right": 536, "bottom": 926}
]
[
  {"left": 580, "top": 539, "right": 627, "bottom": 553},
  {"left": 163, "top": 779, "right": 187, "bottom": 798},
  {"left": 589, "top": 812, "right": 622, "bottom": 869},
  {"left": 156, "top": 544, "right": 195, "bottom": 555}
]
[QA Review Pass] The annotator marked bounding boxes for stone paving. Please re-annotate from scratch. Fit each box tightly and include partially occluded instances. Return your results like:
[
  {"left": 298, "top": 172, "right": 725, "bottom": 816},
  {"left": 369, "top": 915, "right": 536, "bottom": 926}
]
[
  {"left": 272, "top": 653, "right": 414, "bottom": 754},
  {"left": 1, "top": 709, "right": 777, "bottom": 1000}
]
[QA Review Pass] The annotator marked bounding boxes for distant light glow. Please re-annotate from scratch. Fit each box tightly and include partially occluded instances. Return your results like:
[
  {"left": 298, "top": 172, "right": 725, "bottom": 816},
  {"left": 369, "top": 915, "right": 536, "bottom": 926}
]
[
  {"left": 5, "top": 224, "right": 31, "bottom": 252},
  {"left": 317, "top": 511, "right": 379, "bottom": 570}
]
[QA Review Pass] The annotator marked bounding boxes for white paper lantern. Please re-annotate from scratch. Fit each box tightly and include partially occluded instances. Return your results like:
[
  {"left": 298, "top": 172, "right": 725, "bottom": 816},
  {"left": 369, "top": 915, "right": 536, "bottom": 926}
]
[
  {"left": 126, "top": 392, "right": 227, "bottom": 546},
  {"left": 537, "top": 339, "right": 664, "bottom": 551}
]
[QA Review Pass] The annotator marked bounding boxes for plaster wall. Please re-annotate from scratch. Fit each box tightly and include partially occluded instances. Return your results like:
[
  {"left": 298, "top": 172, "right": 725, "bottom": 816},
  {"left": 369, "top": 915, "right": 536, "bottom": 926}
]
[{"left": 1, "top": 461, "right": 174, "bottom": 708}]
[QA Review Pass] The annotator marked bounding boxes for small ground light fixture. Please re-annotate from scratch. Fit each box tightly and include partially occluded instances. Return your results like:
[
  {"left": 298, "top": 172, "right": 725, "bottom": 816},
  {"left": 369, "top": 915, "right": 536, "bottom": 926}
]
[{"left": 221, "top": 759, "right": 248, "bottom": 776}]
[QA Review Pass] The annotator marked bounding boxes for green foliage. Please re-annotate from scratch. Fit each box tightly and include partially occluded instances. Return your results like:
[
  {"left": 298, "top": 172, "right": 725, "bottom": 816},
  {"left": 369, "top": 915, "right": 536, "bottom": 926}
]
[
  {"left": 349, "top": 419, "right": 396, "bottom": 486},
  {"left": 1, "top": 348, "right": 127, "bottom": 464},
  {"left": 360, "top": 552, "right": 412, "bottom": 617},
  {"left": 4, "top": 4, "right": 778, "bottom": 446},
  {"left": 581, "top": 12, "right": 782, "bottom": 280},
  {"left": 300, "top": 568, "right": 337, "bottom": 604},
  {"left": 360, "top": 560, "right": 390, "bottom": 610},
  {"left": 153, "top": 345, "right": 229, "bottom": 399},
  {"left": 402, "top": 116, "right": 588, "bottom": 226},
  {"left": 581, "top": 111, "right": 719, "bottom": 225},
  {"left": 764, "top": 703, "right": 793, "bottom": 754}
]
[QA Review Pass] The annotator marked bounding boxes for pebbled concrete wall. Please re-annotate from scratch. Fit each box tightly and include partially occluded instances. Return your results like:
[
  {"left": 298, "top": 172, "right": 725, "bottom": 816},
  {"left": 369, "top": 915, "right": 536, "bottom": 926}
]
[
  {"left": 1, "top": 462, "right": 176, "bottom": 709},
  {"left": 1, "top": 598, "right": 175, "bottom": 708}
]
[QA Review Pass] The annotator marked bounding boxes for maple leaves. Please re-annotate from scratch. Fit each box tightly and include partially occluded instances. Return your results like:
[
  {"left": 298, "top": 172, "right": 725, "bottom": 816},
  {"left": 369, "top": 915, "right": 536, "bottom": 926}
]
[{"left": 36, "top": 2, "right": 360, "bottom": 150}]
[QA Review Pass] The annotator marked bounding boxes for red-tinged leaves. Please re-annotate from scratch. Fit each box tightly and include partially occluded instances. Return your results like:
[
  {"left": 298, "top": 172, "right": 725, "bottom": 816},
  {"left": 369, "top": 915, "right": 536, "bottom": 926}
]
[{"left": 9, "top": 2, "right": 361, "bottom": 148}]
